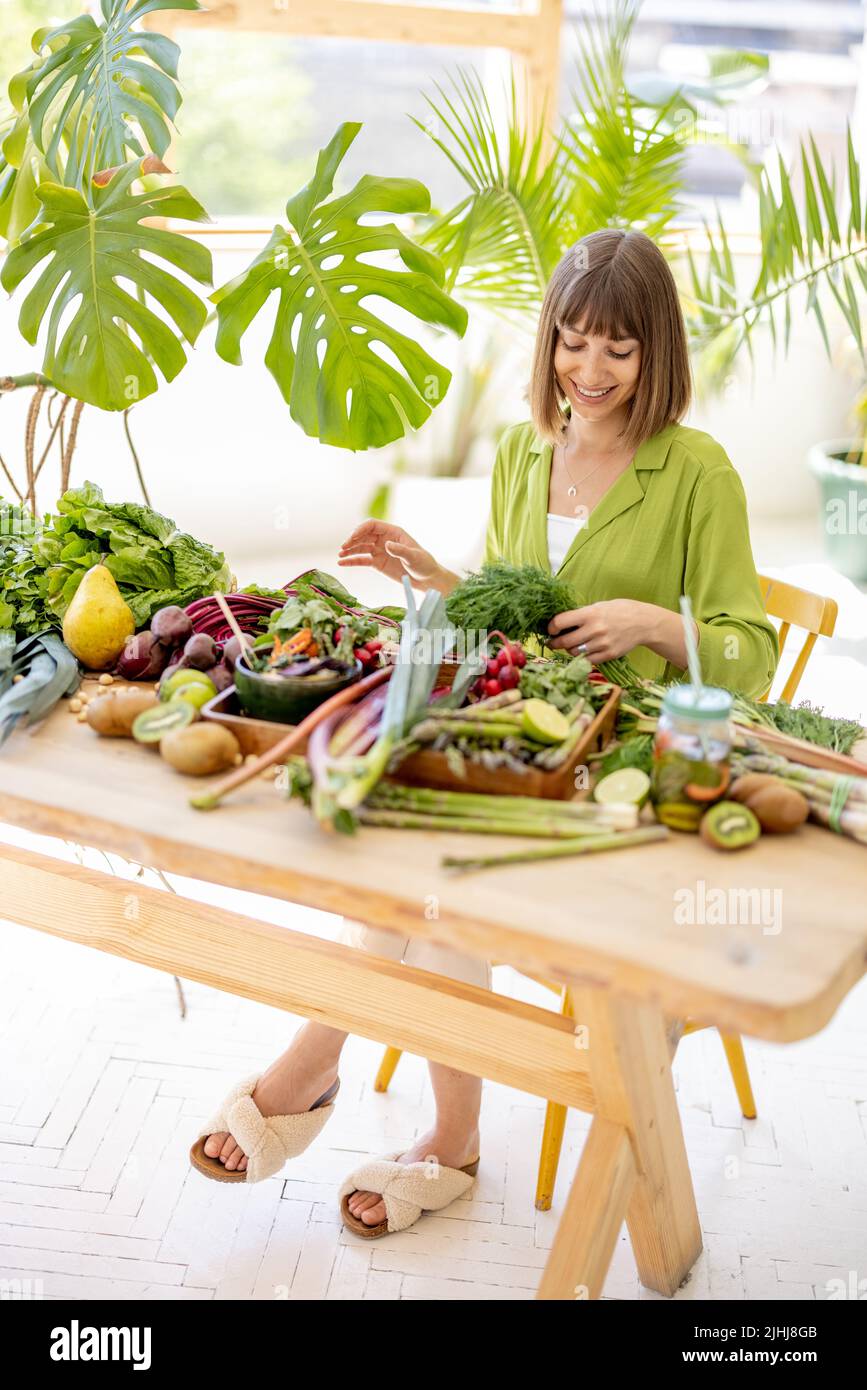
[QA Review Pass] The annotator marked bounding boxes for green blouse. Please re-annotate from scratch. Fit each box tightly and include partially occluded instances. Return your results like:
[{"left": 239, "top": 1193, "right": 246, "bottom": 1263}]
[{"left": 482, "top": 419, "right": 779, "bottom": 698}]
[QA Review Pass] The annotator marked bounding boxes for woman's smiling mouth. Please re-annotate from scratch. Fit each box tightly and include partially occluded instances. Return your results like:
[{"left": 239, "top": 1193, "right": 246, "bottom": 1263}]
[{"left": 569, "top": 381, "right": 616, "bottom": 403}]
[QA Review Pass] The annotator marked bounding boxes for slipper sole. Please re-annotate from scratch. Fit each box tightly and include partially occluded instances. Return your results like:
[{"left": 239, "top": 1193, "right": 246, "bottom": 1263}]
[
  {"left": 190, "top": 1076, "right": 340, "bottom": 1184},
  {"left": 341, "top": 1158, "right": 479, "bottom": 1239}
]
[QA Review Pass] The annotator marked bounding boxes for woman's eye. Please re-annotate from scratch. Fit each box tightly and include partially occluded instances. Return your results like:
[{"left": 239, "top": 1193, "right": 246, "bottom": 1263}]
[{"left": 560, "top": 338, "right": 632, "bottom": 359}]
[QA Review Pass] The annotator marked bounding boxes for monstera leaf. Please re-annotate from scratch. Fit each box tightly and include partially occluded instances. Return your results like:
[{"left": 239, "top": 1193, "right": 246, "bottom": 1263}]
[
  {"left": 1, "top": 158, "right": 212, "bottom": 410},
  {"left": 20, "top": 0, "right": 199, "bottom": 188},
  {"left": 212, "top": 123, "right": 468, "bottom": 451},
  {"left": 0, "top": 109, "right": 49, "bottom": 243}
]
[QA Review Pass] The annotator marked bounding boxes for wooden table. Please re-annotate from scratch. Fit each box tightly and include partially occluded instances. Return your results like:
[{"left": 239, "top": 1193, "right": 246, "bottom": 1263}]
[{"left": 1, "top": 702, "right": 866, "bottom": 1300}]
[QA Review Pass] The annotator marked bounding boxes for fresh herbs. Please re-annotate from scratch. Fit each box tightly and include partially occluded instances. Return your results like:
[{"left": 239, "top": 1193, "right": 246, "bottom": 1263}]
[
  {"left": 263, "top": 596, "right": 378, "bottom": 666},
  {"left": 518, "top": 653, "right": 595, "bottom": 712},
  {"left": 748, "top": 699, "right": 864, "bottom": 756},
  {"left": 595, "top": 733, "right": 655, "bottom": 779},
  {"left": 446, "top": 561, "right": 575, "bottom": 646}
]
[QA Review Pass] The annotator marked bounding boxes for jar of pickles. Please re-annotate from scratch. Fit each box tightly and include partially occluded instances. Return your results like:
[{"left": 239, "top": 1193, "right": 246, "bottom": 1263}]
[{"left": 651, "top": 685, "right": 733, "bottom": 831}]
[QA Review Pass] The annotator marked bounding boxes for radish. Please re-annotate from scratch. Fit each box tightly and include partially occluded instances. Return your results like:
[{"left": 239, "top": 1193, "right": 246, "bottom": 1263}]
[
  {"left": 484, "top": 678, "right": 502, "bottom": 698},
  {"left": 498, "top": 664, "right": 519, "bottom": 690}
]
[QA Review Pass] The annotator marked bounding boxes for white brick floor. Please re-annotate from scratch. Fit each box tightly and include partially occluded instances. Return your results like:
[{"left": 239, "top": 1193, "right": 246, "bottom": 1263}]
[{"left": 2, "top": 838, "right": 866, "bottom": 1302}]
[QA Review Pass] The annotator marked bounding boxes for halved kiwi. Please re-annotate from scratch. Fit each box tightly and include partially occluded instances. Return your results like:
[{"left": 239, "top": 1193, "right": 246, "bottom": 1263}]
[
  {"left": 699, "top": 800, "right": 761, "bottom": 851},
  {"left": 132, "top": 701, "right": 195, "bottom": 744}
]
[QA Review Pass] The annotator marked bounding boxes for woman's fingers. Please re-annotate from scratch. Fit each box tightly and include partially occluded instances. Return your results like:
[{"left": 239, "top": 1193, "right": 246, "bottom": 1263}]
[
  {"left": 548, "top": 608, "right": 586, "bottom": 635},
  {"left": 339, "top": 520, "right": 407, "bottom": 553}
]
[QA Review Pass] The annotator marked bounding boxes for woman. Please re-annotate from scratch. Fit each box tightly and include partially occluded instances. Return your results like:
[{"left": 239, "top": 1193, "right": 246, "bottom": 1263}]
[{"left": 190, "top": 229, "right": 778, "bottom": 1236}]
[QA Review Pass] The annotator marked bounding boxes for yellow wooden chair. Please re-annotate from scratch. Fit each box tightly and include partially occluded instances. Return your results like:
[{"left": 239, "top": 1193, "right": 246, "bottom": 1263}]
[{"left": 374, "top": 573, "right": 838, "bottom": 1208}]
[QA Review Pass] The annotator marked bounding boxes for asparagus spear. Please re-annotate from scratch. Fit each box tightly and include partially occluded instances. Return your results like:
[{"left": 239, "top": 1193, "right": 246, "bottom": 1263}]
[
  {"left": 357, "top": 808, "right": 633, "bottom": 838},
  {"left": 441, "top": 825, "right": 669, "bottom": 872}
]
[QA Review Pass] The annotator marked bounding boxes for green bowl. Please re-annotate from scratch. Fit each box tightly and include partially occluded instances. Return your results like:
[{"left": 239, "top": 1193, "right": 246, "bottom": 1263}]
[{"left": 233, "top": 650, "right": 363, "bottom": 725}]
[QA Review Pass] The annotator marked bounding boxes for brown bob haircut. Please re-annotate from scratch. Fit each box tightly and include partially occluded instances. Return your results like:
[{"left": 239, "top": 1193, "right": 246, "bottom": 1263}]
[{"left": 529, "top": 228, "right": 692, "bottom": 450}]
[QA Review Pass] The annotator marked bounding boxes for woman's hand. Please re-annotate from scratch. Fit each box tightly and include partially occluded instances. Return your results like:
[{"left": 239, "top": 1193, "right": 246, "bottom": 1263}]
[
  {"left": 547, "top": 600, "right": 653, "bottom": 663},
  {"left": 338, "top": 520, "right": 458, "bottom": 594},
  {"left": 548, "top": 600, "right": 699, "bottom": 668}
]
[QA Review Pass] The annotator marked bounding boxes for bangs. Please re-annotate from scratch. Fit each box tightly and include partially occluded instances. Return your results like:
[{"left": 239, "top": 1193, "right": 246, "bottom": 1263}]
[{"left": 555, "top": 268, "right": 641, "bottom": 346}]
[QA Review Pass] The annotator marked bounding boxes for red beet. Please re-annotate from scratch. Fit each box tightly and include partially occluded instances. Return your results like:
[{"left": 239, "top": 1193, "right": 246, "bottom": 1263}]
[
  {"left": 114, "top": 631, "right": 171, "bottom": 680},
  {"left": 182, "top": 633, "right": 218, "bottom": 670},
  {"left": 151, "top": 605, "right": 193, "bottom": 647},
  {"left": 205, "top": 662, "right": 234, "bottom": 693},
  {"left": 222, "top": 636, "right": 244, "bottom": 670}
]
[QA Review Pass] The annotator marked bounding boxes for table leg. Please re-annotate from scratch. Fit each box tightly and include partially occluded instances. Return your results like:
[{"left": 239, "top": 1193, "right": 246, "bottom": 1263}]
[
  {"left": 537, "top": 989, "right": 702, "bottom": 1300},
  {"left": 537, "top": 1117, "right": 636, "bottom": 1300}
]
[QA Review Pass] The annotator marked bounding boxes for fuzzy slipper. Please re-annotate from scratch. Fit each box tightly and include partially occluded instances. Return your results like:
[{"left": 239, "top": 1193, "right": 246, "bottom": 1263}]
[
  {"left": 339, "top": 1153, "right": 479, "bottom": 1238},
  {"left": 189, "top": 1075, "right": 339, "bottom": 1184}
]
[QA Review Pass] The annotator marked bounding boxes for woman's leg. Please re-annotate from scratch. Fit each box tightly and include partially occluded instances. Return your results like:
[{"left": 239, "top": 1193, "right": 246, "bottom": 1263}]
[
  {"left": 203, "top": 1020, "right": 347, "bottom": 1172},
  {"left": 202, "top": 922, "right": 410, "bottom": 1174},
  {"left": 345, "top": 932, "right": 489, "bottom": 1227}
]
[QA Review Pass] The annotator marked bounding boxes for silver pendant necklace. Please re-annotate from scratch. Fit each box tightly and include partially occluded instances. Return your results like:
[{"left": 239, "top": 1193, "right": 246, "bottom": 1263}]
[{"left": 556, "top": 443, "right": 610, "bottom": 499}]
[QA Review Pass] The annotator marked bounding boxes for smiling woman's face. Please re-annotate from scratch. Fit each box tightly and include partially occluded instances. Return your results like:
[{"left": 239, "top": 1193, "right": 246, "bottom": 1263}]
[{"left": 553, "top": 321, "right": 642, "bottom": 426}]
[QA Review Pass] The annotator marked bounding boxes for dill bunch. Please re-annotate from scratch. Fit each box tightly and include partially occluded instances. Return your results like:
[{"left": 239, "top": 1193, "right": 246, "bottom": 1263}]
[
  {"left": 763, "top": 700, "right": 865, "bottom": 755},
  {"left": 445, "top": 561, "right": 576, "bottom": 645}
]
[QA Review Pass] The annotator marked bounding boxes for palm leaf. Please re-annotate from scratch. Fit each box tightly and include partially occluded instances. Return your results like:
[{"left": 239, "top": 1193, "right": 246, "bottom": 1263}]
[
  {"left": 558, "top": 0, "right": 686, "bottom": 242},
  {"left": 409, "top": 65, "right": 572, "bottom": 321},
  {"left": 1, "top": 157, "right": 212, "bottom": 410},
  {"left": 686, "top": 124, "right": 867, "bottom": 386},
  {"left": 212, "top": 123, "right": 468, "bottom": 451}
]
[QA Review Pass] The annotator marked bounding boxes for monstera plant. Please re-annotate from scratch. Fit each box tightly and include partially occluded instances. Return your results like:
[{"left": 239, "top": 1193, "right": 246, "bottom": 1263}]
[{"left": 0, "top": 0, "right": 467, "bottom": 506}]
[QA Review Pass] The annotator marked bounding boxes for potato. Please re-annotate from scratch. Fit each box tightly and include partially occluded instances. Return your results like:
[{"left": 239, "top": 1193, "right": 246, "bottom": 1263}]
[
  {"left": 159, "top": 723, "right": 240, "bottom": 777},
  {"left": 85, "top": 686, "right": 158, "bottom": 737}
]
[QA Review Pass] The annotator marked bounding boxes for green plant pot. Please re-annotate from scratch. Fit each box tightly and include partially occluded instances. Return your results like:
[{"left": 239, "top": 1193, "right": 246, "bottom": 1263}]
[
  {"left": 233, "top": 652, "right": 363, "bottom": 725},
  {"left": 807, "top": 439, "right": 867, "bottom": 582}
]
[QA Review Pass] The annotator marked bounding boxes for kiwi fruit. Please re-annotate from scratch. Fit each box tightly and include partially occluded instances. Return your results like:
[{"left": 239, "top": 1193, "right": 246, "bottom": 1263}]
[
  {"left": 729, "top": 774, "right": 809, "bottom": 834},
  {"left": 132, "top": 701, "right": 195, "bottom": 743},
  {"left": 699, "top": 800, "right": 761, "bottom": 851}
]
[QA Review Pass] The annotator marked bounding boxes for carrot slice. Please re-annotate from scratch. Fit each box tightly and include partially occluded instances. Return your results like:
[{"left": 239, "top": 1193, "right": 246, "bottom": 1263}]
[{"left": 685, "top": 765, "right": 731, "bottom": 802}]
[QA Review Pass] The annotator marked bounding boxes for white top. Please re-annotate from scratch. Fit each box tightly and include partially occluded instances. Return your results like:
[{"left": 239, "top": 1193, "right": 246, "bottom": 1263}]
[{"left": 546, "top": 512, "right": 586, "bottom": 573}]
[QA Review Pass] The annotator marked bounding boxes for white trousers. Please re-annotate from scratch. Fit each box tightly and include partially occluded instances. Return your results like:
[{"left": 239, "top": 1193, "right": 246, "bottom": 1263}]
[{"left": 339, "top": 919, "right": 491, "bottom": 991}]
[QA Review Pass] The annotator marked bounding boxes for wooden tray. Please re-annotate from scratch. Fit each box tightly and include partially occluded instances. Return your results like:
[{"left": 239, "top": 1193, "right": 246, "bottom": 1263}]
[
  {"left": 391, "top": 686, "right": 621, "bottom": 801},
  {"left": 202, "top": 685, "right": 302, "bottom": 756},
  {"left": 737, "top": 724, "right": 867, "bottom": 779}
]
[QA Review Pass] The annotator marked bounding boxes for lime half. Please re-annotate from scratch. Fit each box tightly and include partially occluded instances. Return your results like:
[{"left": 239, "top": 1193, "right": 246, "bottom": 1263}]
[
  {"left": 593, "top": 767, "right": 651, "bottom": 808},
  {"left": 521, "top": 698, "right": 570, "bottom": 745}
]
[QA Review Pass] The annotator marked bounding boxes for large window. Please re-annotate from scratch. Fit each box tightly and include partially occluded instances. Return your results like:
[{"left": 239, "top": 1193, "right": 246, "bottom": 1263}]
[{"left": 171, "top": 30, "right": 509, "bottom": 222}]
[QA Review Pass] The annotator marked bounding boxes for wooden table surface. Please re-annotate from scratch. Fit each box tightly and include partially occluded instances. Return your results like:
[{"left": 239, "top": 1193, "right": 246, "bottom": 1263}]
[{"left": 1, "top": 700, "right": 865, "bottom": 1043}]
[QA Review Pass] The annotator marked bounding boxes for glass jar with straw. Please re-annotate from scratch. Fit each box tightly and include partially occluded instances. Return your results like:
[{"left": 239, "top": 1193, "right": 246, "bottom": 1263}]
[{"left": 650, "top": 598, "right": 734, "bottom": 831}]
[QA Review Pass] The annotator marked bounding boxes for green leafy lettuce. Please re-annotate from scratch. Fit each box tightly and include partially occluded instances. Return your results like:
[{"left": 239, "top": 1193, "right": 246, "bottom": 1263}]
[{"left": 0, "top": 483, "right": 231, "bottom": 636}]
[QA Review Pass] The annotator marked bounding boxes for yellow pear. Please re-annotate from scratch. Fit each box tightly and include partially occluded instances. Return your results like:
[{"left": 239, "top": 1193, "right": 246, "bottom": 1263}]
[{"left": 62, "top": 564, "right": 135, "bottom": 671}]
